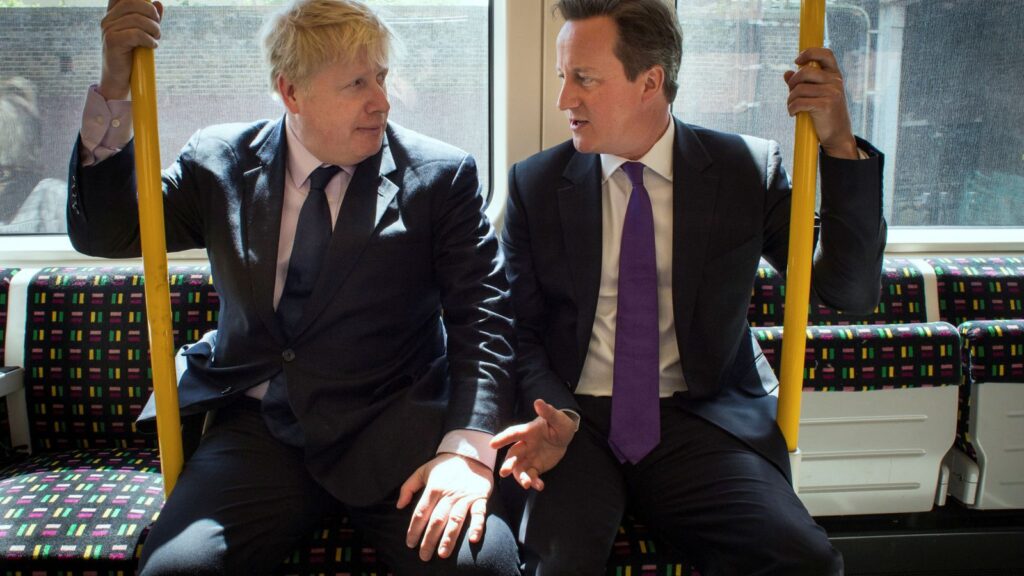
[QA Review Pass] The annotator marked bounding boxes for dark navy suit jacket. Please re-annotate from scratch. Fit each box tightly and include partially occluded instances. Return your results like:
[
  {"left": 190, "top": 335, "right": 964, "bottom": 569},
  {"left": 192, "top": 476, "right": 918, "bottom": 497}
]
[
  {"left": 67, "top": 119, "right": 514, "bottom": 505},
  {"left": 502, "top": 118, "right": 886, "bottom": 478}
]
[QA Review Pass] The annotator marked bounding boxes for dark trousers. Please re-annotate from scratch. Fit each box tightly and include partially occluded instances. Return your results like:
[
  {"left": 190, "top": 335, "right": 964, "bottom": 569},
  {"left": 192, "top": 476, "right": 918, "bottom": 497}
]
[
  {"left": 509, "top": 396, "right": 842, "bottom": 576},
  {"left": 139, "top": 401, "right": 519, "bottom": 575}
]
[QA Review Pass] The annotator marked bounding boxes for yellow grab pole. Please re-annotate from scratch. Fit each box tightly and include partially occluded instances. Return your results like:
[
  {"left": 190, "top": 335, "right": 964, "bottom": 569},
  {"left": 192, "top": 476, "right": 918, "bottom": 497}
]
[
  {"left": 131, "top": 40, "right": 183, "bottom": 495},
  {"left": 777, "top": 0, "right": 826, "bottom": 452}
]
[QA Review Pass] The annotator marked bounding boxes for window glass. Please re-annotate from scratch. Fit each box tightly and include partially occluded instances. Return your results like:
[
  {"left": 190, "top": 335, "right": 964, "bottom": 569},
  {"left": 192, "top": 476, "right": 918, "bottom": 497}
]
[
  {"left": 675, "top": 0, "right": 1023, "bottom": 227},
  {"left": 0, "top": 0, "right": 489, "bottom": 235}
]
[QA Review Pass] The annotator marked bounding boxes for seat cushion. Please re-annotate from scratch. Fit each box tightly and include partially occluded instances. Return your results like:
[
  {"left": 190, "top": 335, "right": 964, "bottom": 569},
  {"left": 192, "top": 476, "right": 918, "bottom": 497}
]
[{"left": 0, "top": 447, "right": 162, "bottom": 568}]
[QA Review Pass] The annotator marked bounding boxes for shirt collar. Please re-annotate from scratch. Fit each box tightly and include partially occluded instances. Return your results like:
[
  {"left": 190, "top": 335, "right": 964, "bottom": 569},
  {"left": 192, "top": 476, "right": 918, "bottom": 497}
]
[
  {"left": 284, "top": 116, "right": 355, "bottom": 188},
  {"left": 600, "top": 119, "right": 675, "bottom": 184}
]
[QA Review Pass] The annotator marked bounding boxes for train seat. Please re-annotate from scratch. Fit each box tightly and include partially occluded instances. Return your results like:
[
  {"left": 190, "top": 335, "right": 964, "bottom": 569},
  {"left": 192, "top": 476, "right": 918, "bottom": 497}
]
[
  {"left": 926, "top": 257, "right": 1024, "bottom": 510},
  {"left": 0, "top": 265, "right": 697, "bottom": 574},
  {"left": 747, "top": 257, "right": 929, "bottom": 328},
  {"left": 755, "top": 322, "right": 962, "bottom": 516},
  {"left": 0, "top": 266, "right": 213, "bottom": 571}
]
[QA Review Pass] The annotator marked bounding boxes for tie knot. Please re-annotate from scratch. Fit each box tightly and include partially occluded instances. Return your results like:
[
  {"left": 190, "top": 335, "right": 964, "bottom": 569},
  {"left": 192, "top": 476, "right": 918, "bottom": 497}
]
[
  {"left": 308, "top": 165, "right": 342, "bottom": 194},
  {"left": 621, "top": 162, "right": 646, "bottom": 189}
]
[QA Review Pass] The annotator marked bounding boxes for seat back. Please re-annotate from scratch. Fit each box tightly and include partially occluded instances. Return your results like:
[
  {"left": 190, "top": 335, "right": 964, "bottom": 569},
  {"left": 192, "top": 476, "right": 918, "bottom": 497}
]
[
  {"left": 747, "top": 257, "right": 929, "bottom": 327},
  {"left": 23, "top": 266, "right": 218, "bottom": 453},
  {"left": 927, "top": 256, "right": 1024, "bottom": 325}
]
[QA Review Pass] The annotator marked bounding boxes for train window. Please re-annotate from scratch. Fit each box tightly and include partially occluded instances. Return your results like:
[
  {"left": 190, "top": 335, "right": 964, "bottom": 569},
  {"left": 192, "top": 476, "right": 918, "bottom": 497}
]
[
  {"left": 0, "top": 0, "right": 490, "bottom": 236},
  {"left": 675, "top": 0, "right": 1022, "bottom": 228}
]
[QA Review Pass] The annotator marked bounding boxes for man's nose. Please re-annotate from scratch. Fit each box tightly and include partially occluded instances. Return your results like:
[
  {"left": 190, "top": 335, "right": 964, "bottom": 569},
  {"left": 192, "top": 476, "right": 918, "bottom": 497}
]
[
  {"left": 556, "top": 81, "right": 578, "bottom": 111},
  {"left": 369, "top": 81, "right": 390, "bottom": 115}
]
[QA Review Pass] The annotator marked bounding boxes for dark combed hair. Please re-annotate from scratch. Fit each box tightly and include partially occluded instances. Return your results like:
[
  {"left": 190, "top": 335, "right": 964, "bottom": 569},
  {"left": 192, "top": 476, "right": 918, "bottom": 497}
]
[{"left": 554, "top": 0, "right": 682, "bottom": 101}]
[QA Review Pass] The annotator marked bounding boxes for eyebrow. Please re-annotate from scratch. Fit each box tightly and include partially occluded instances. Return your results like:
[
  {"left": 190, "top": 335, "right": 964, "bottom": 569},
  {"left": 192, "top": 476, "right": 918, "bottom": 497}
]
[{"left": 557, "top": 66, "right": 596, "bottom": 75}]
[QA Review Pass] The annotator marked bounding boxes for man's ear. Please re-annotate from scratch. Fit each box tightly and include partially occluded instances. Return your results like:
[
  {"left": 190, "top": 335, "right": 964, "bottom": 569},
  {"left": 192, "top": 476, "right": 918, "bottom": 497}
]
[
  {"left": 640, "top": 65, "right": 666, "bottom": 104},
  {"left": 277, "top": 75, "right": 301, "bottom": 114}
]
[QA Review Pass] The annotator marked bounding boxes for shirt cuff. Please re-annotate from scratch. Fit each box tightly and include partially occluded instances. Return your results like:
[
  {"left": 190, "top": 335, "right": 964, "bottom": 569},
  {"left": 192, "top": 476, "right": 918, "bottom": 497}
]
[
  {"left": 436, "top": 429, "right": 497, "bottom": 470},
  {"left": 79, "top": 84, "right": 133, "bottom": 166},
  {"left": 562, "top": 409, "right": 581, "bottom": 432}
]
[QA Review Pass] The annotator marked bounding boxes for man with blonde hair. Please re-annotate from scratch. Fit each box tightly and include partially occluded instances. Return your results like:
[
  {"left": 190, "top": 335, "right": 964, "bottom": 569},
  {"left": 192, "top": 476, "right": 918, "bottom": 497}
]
[{"left": 68, "top": 0, "right": 519, "bottom": 574}]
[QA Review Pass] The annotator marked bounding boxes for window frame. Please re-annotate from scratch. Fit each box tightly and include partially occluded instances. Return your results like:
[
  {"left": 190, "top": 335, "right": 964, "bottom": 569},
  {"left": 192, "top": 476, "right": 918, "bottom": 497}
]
[{"left": 0, "top": 0, "right": 1022, "bottom": 265}]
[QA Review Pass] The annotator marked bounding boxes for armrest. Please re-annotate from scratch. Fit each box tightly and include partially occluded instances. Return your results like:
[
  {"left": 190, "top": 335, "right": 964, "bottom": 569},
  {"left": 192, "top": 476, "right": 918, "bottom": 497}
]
[{"left": 0, "top": 367, "right": 31, "bottom": 457}]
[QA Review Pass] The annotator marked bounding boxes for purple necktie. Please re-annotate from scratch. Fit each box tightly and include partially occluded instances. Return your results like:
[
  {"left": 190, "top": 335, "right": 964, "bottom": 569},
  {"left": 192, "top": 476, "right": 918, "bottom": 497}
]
[{"left": 608, "top": 161, "right": 660, "bottom": 464}]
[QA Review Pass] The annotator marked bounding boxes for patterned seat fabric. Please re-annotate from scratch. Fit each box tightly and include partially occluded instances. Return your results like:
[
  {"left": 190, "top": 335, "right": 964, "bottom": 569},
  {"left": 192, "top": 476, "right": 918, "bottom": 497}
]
[
  {"left": 607, "top": 514, "right": 698, "bottom": 575},
  {"left": 956, "top": 319, "right": 1024, "bottom": 461},
  {"left": 753, "top": 322, "right": 962, "bottom": 391},
  {"left": 927, "top": 256, "right": 1024, "bottom": 325},
  {"left": 24, "top": 266, "right": 218, "bottom": 452},
  {"left": 1, "top": 266, "right": 216, "bottom": 573},
  {"left": 748, "top": 258, "right": 928, "bottom": 327},
  {"left": 0, "top": 448, "right": 162, "bottom": 569}
]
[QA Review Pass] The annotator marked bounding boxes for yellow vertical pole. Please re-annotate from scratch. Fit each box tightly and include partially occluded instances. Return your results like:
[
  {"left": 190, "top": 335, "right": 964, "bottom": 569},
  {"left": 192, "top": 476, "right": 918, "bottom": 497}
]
[
  {"left": 777, "top": 0, "right": 826, "bottom": 452},
  {"left": 131, "top": 34, "right": 183, "bottom": 494}
]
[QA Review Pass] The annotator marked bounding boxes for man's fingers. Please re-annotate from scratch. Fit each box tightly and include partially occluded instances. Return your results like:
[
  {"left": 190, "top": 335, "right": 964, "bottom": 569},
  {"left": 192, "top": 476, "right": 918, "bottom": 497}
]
[
  {"left": 437, "top": 499, "right": 471, "bottom": 558},
  {"left": 498, "top": 453, "right": 519, "bottom": 478},
  {"left": 490, "top": 423, "right": 529, "bottom": 449},
  {"left": 405, "top": 488, "right": 437, "bottom": 549},
  {"left": 418, "top": 496, "right": 454, "bottom": 562},
  {"left": 103, "top": 0, "right": 161, "bottom": 26},
  {"left": 104, "top": 13, "right": 162, "bottom": 39},
  {"left": 466, "top": 498, "right": 488, "bottom": 543},
  {"left": 795, "top": 47, "right": 840, "bottom": 71},
  {"left": 397, "top": 467, "right": 425, "bottom": 510},
  {"left": 534, "top": 399, "right": 561, "bottom": 420},
  {"left": 515, "top": 465, "right": 544, "bottom": 491}
]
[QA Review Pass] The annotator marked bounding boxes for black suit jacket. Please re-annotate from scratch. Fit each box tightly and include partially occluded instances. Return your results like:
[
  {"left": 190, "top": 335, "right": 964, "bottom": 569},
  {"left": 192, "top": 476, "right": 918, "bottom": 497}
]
[
  {"left": 67, "top": 119, "right": 514, "bottom": 505},
  {"left": 502, "top": 118, "right": 886, "bottom": 478}
]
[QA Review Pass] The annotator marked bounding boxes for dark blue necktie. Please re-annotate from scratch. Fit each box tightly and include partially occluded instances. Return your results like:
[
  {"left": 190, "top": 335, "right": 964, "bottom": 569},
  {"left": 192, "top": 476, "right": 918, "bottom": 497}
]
[
  {"left": 608, "top": 161, "right": 661, "bottom": 464},
  {"left": 264, "top": 164, "right": 341, "bottom": 446},
  {"left": 276, "top": 165, "right": 342, "bottom": 339}
]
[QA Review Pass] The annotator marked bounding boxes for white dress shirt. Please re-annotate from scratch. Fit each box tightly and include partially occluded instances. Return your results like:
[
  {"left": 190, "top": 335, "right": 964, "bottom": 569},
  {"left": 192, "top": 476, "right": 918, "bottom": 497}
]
[{"left": 576, "top": 120, "right": 687, "bottom": 397}]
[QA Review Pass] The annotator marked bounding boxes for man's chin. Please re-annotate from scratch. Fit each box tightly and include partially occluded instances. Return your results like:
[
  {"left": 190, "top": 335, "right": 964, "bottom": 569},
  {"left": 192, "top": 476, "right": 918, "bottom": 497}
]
[{"left": 571, "top": 135, "right": 596, "bottom": 154}]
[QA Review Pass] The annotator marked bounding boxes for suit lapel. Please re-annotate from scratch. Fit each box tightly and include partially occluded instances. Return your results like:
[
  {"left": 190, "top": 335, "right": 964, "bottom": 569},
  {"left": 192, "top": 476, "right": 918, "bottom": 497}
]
[
  {"left": 243, "top": 118, "right": 288, "bottom": 344},
  {"left": 288, "top": 130, "right": 399, "bottom": 338},
  {"left": 672, "top": 119, "right": 720, "bottom": 359},
  {"left": 559, "top": 152, "right": 603, "bottom": 365}
]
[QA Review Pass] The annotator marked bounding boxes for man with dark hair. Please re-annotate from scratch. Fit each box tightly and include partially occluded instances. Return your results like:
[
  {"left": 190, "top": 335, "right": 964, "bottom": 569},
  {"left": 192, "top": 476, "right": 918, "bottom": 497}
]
[{"left": 492, "top": 0, "right": 885, "bottom": 574}]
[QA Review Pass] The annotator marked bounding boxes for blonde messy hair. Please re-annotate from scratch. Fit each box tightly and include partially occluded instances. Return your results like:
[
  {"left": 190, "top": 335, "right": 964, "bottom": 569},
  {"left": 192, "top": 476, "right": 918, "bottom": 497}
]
[{"left": 261, "top": 0, "right": 393, "bottom": 94}]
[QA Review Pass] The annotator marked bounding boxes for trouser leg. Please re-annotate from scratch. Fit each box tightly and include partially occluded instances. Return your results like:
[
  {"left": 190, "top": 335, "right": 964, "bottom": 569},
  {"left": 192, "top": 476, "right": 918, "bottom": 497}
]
[
  {"left": 627, "top": 403, "right": 842, "bottom": 576},
  {"left": 138, "top": 403, "right": 336, "bottom": 576},
  {"left": 512, "top": 396, "right": 627, "bottom": 576}
]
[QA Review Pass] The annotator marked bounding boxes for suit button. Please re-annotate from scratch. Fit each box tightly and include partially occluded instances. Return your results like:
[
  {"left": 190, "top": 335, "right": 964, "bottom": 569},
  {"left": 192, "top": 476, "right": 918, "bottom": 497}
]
[{"left": 282, "top": 349, "right": 296, "bottom": 362}]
